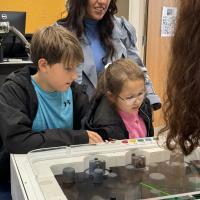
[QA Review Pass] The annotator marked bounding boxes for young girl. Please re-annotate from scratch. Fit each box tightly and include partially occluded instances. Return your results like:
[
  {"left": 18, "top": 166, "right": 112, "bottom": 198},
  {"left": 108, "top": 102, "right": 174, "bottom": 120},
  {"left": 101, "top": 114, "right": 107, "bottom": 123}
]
[{"left": 83, "top": 58, "right": 154, "bottom": 140}]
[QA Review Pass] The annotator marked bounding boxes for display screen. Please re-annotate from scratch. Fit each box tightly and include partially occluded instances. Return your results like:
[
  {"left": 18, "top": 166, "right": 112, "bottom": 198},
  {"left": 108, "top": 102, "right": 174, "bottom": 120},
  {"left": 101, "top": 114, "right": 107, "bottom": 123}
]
[{"left": 0, "top": 11, "right": 27, "bottom": 58}]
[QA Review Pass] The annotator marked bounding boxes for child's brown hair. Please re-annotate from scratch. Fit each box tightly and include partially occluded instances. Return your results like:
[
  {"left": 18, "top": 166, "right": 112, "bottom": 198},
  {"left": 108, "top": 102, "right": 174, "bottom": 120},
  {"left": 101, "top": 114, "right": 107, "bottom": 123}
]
[
  {"left": 95, "top": 58, "right": 145, "bottom": 100},
  {"left": 30, "top": 26, "right": 83, "bottom": 67}
]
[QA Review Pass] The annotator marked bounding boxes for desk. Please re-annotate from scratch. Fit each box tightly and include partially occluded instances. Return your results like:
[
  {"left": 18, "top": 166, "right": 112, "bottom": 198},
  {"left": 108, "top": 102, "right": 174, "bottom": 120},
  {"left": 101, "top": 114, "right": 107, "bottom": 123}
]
[
  {"left": 0, "top": 59, "right": 32, "bottom": 86},
  {"left": 10, "top": 139, "right": 200, "bottom": 200}
]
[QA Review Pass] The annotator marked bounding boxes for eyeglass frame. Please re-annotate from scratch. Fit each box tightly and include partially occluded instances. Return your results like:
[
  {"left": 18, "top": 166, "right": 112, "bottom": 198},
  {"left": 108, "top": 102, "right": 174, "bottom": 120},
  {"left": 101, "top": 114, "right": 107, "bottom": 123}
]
[{"left": 118, "top": 91, "right": 147, "bottom": 106}]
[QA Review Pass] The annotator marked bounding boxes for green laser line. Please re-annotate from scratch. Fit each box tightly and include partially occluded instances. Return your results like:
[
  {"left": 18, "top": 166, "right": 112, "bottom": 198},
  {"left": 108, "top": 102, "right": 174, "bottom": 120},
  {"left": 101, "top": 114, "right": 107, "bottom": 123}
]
[{"left": 140, "top": 182, "right": 171, "bottom": 196}]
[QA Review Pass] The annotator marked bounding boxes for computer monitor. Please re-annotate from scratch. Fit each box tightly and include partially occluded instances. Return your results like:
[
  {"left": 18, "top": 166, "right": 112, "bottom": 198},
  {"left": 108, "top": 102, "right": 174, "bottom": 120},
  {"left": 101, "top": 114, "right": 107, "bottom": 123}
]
[{"left": 0, "top": 11, "right": 27, "bottom": 58}]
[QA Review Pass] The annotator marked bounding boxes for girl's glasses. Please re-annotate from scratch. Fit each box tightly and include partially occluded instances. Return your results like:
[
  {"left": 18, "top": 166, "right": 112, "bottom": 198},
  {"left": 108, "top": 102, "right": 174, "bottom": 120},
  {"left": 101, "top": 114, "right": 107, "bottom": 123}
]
[{"left": 118, "top": 91, "right": 146, "bottom": 106}]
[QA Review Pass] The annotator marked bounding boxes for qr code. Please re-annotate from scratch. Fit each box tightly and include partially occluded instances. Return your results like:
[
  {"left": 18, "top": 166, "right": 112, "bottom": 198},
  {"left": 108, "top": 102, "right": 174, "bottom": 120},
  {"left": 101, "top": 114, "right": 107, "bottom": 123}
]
[{"left": 161, "top": 7, "right": 177, "bottom": 37}]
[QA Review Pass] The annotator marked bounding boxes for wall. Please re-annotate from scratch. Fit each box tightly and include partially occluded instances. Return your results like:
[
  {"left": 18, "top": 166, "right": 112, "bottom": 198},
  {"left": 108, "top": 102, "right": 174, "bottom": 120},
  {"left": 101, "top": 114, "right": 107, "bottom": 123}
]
[
  {"left": 0, "top": 0, "right": 66, "bottom": 33},
  {"left": 116, "top": 0, "right": 129, "bottom": 20},
  {"left": 129, "top": 0, "right": 146, "bottom": 59}
]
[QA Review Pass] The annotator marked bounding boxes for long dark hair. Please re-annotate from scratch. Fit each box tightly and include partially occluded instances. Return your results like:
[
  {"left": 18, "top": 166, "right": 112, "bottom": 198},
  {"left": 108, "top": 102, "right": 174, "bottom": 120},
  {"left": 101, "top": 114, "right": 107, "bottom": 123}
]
[
  {"left": 158, "top": 0, "right": 200, "bottom": 155},
  {"left": 58, "top": 0, "right": 118, "bottom": 63}
]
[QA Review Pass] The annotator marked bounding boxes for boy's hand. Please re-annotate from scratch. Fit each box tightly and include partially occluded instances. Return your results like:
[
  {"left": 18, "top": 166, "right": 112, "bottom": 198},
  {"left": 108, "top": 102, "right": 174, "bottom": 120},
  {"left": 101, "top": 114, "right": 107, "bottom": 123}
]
[{"left": 87, "top": 131, "right": 103, "bottom": 144}]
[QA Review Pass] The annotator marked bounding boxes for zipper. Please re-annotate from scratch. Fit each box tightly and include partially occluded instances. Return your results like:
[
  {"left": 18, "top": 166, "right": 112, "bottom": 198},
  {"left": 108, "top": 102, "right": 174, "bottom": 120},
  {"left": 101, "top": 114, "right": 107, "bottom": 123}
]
[{"left": 140, "top": 108, "right": 151, "bottom": 137}]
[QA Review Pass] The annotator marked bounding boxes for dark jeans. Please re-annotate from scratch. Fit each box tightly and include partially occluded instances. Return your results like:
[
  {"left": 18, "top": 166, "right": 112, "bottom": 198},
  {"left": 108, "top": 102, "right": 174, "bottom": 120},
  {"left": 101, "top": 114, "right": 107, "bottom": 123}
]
[{"left": 0, "top": 181, "right": 12, "bottom": 200}]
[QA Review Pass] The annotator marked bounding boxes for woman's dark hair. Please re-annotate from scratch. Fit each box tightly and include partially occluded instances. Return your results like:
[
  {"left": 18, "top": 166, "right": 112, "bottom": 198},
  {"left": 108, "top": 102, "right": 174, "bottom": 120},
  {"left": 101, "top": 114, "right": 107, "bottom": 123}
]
[
  {"left": 158, "top": 0, "right": 200, "bottom": 155},
  {"left": 58, "top": 0, "right": 117, "bottom": 63}
]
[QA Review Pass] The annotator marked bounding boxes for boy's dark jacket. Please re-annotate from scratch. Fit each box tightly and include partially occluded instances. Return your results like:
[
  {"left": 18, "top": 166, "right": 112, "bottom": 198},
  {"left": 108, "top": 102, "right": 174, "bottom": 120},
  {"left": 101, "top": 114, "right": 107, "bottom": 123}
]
[
  {"left": 0, "top": 66, "right": 89, "bottom": 181},
  {"left": 83, "top": 95, "right": 154, "bottom": 141}
]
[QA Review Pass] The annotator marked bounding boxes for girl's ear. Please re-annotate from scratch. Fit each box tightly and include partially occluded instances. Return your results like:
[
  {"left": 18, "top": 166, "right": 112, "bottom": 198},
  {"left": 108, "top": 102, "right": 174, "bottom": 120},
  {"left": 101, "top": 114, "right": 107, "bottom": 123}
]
[
  {"left": 38, "top": 58, "right": 48, "bottom": 72},
  {"left": 106, "top": 91, "right": 115, "bottom": 103}
]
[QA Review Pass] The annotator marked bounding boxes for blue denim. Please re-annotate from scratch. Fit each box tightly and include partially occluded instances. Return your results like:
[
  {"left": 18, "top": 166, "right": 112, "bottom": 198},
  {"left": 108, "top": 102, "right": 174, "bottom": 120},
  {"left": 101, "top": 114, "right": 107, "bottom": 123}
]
[{"left": 0, "top": 182, "right": 12, "bottom": 200}]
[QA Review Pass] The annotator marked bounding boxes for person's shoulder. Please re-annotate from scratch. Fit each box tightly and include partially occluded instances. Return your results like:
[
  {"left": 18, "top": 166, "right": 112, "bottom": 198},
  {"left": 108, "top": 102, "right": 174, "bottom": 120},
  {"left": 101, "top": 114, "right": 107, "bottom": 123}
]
[
  {"left": 112, "top": 16, "right": 127, "bottom": 39},
  {"left": 71, "top": 82, "right": 89, "bottom": 109},
  {"left": 113, "top": 16, "right": 136, "bottom": 40},
  {"left": 113, "top": 16, "right": 123, "bottom": 28},
  {"left": 3, "top": 65, "right": 34, "bottom": 86},
  {"left": 71, "top": 82, "right": 87, "bottom": 95},
  {"left": 113, "top": 16, "right": 132, "bottom": 28},
  {"left": 93, "top": 95, "right": 115, "bottom": 114},
  {"left": 0, "top": 66, "right": 36, "bottom": 102}
]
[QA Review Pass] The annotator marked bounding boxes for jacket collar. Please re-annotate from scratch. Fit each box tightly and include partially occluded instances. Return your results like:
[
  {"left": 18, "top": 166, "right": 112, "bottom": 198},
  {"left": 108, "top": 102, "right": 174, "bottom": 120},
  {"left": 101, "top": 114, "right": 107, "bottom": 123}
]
[{"left": 81, "top": 16, "right": 126, "bottom": 45}]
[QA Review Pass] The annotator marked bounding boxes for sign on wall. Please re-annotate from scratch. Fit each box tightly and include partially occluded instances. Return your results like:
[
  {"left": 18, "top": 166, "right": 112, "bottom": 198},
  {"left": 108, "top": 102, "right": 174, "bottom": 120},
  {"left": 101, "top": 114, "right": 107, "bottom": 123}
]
[{"left": 161, "top": 6, "right": 177, "bottom": 37}]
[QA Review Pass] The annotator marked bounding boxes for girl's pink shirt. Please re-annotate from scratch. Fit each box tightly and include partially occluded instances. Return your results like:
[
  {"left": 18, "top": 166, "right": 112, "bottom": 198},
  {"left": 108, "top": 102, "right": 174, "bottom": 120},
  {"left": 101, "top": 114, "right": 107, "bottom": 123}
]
[{"left": 118, "top": 110, "right": 147, "bottom": 138}]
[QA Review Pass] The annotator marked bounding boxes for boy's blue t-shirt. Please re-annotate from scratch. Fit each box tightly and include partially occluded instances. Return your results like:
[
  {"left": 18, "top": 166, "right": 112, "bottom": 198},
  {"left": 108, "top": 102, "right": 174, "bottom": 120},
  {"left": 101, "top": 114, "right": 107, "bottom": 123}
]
[{"left": 31, "top": 78, "right": 73, "bottom": 132}]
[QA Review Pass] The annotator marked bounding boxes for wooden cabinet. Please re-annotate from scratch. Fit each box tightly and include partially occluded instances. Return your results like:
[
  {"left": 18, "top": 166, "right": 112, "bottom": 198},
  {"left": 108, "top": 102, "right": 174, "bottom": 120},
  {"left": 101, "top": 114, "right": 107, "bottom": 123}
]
[{"left": 145, "top": 0, "right": 179, "bottom": 127}]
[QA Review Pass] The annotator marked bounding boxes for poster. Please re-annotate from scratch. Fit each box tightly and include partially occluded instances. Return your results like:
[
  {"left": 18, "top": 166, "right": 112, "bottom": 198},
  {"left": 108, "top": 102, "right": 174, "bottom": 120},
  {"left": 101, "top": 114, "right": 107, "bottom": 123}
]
[{"left": 161, "top": 6, "right": 177, "bottom": 37}]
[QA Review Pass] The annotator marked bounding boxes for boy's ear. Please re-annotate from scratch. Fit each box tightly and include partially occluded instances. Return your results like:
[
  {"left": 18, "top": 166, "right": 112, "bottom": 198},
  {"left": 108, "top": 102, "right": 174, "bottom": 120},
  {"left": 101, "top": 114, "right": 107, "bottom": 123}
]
[{"left": 38, "top": 58, "right": 48, "bottom": 72}]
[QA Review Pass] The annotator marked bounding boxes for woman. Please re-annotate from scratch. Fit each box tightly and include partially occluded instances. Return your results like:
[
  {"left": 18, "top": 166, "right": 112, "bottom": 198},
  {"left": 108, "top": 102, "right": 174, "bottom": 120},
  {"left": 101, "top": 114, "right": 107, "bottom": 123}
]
[
  {"left": 158, "top": 0, "right": 200, "bottom": 155},
  {"left": 57, "top": 0, "right": 161, "bottom": 110}
]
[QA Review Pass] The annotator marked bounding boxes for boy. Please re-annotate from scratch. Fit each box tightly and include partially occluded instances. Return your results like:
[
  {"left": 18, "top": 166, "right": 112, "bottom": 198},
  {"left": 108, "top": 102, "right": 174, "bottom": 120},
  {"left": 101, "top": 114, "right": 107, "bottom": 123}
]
[{"left": 0, "top": 26, "right": 103, "bottom": 181}]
